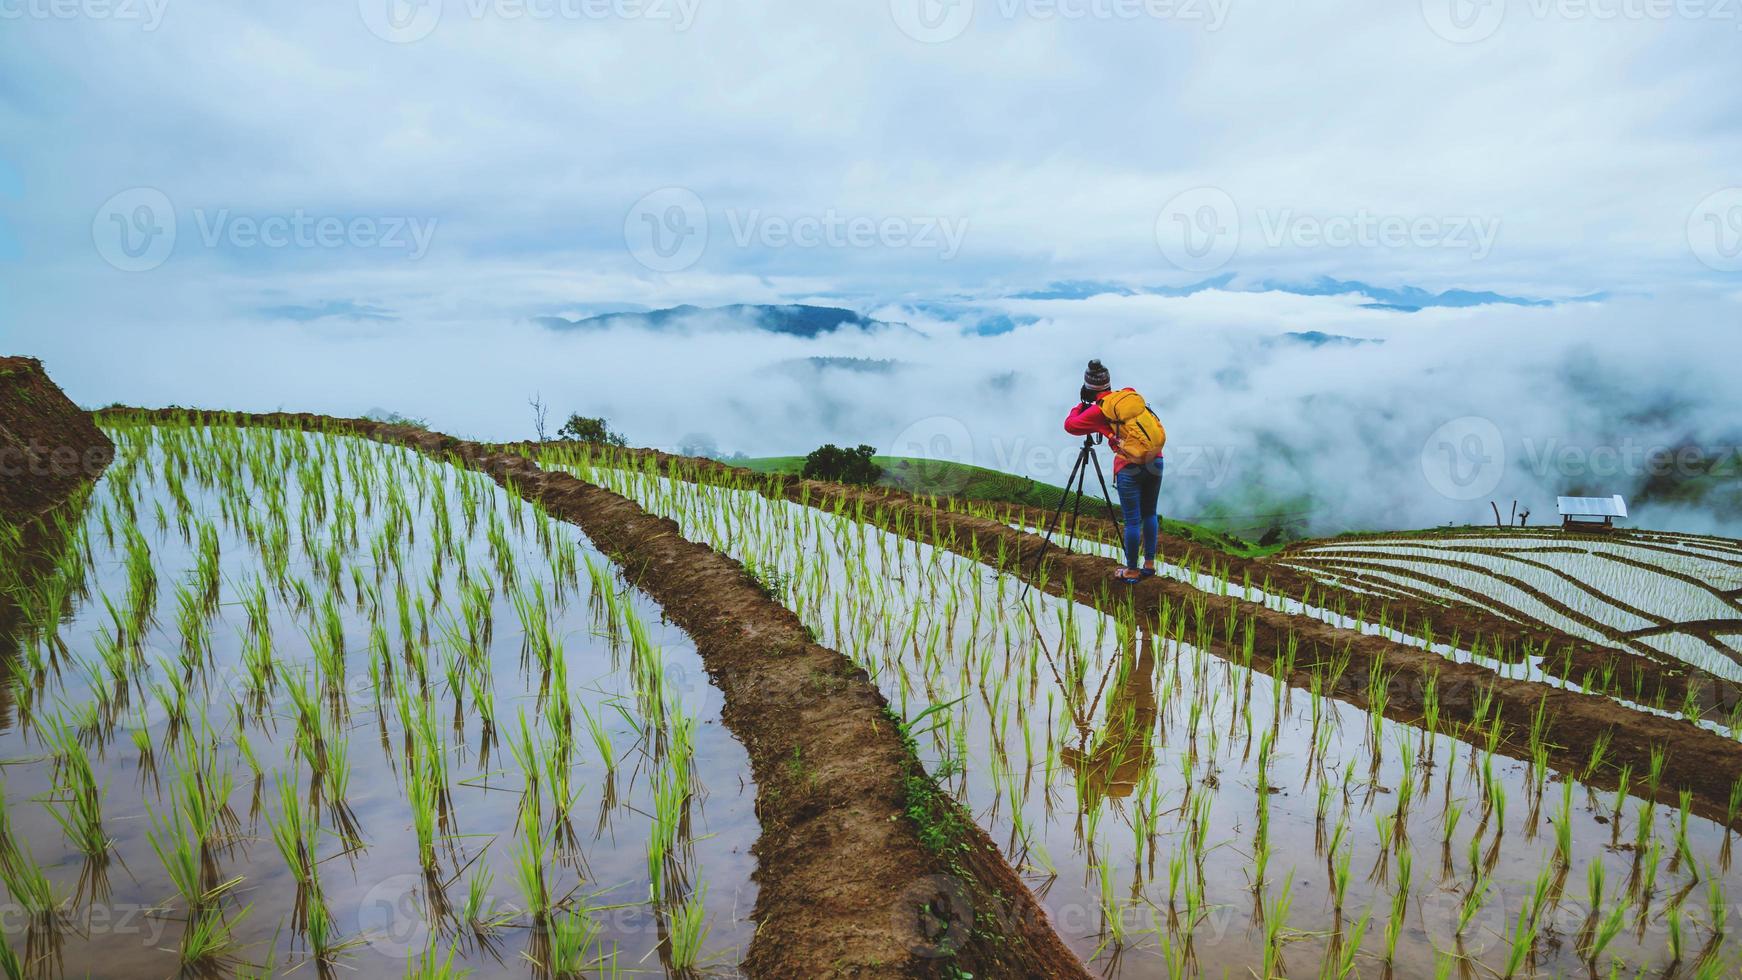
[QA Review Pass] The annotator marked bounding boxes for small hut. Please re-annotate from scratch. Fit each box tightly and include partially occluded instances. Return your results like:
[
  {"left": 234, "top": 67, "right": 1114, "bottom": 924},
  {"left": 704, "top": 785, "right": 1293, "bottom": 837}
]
[{"left": 1557, "top": 494, "right": 1627, "bottom": 532}]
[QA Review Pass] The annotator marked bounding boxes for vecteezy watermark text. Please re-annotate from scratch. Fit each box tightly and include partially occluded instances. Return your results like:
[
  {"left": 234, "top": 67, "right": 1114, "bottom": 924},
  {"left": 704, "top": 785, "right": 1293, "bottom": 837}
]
[
  {"left": 192, "top": 209, "right": 438, "bottom": 260},
  {"left": 1522, "top": 438, "right": 1742, "bottom": 480},
  {"left": 92, "top": 187, "right": 439, "bottom": 272},
  {"left": 1156, "top": 188, "right": 1501, "bottom": 273},
  {"left": 0, "top": 0, "right": 168, "bottom": 29},
  {"left": 723, "top": 209, "right": 968, "bottom": 259},
  {"left": 359, "top": 0, "right": 700, "bottom": 44},
  {"left": 1422, "top": 0, "right": 1742, "bottom": 44},
  {"left": 889, "top": 0, "right": 1231, "bottom": 43},
  {"left": 624, "top": 186, "right": 969, "bottom": 272},
  {"left": 887, "top": 416, "right": 1238, "bottom": 495},
  {"left": 1255, "top": 209, "right": 1500, "bottom": 260}
]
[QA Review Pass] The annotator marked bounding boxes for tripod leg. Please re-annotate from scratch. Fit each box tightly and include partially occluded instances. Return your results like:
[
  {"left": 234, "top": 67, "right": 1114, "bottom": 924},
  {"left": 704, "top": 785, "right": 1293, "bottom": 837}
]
[
  {"left": 1026, "top": 448, "right": 1087, "bottom": 578},
  {"left": 1062, "top": 446, "right": 1090, "bottom": 555},
  {"left": 1087, "top": 448, "right": 1122, "bottom": 557}
]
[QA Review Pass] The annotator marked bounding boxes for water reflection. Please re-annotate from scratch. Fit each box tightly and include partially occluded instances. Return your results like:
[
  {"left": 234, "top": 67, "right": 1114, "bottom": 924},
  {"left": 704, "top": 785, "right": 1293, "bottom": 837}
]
[{"left": 1060, "top": 627, "right": 1158, "bottom": 809}]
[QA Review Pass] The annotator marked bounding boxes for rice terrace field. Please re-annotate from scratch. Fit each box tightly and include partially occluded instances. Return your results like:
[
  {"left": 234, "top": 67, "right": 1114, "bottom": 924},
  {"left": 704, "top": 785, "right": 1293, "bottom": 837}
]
[{"left": 6, "top": 361, "right": 1742, "bottom": 979}]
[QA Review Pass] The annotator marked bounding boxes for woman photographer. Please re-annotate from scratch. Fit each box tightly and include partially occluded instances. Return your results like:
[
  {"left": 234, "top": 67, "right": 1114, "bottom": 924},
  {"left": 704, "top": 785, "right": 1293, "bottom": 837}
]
[{"left": 1064, "top": 360, "right": 1166, "bottom": 584}]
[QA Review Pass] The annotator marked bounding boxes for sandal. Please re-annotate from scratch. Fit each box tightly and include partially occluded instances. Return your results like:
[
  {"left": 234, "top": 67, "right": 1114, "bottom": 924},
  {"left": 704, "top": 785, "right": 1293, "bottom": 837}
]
[
  {"left": 1140, "top": 565, "right": 1158, "bottom": 579},
  {"left": 1114, "top": 568, "right": 1143, "bottom": 584}
]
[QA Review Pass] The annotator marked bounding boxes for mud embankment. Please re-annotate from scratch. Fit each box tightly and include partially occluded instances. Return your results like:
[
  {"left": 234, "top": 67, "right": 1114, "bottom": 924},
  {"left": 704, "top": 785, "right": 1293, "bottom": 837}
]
[
  {"left": 94, "top": 409, "right": 1089, "bottom": 980},
  {"left": 1, "top": 357, "right": 113, "bottom": 728},
  {"left": 0, "top": 356, "right": 113, "bottom": 523}
]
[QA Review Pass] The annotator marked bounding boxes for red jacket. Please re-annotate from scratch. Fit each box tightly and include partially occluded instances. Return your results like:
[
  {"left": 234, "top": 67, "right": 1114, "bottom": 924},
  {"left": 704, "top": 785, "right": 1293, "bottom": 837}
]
[{"left": 1065, "top": 388, "right": 1152, "bottom": 474}]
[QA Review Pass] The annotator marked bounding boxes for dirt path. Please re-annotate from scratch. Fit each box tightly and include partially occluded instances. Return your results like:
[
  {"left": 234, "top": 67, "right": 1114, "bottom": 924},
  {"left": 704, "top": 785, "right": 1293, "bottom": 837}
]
[
  {"left": 93, "top": 410, "right": 1089, "bottom": 980},
  {"left": 556, "top": 448, "right": 1742, "bottom": 828}
]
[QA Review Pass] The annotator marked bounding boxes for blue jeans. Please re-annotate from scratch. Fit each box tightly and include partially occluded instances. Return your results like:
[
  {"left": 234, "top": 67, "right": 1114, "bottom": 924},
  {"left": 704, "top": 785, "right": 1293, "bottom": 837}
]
[{"left": 1114, "top": 460, "right": 1163, "bottom": 569}]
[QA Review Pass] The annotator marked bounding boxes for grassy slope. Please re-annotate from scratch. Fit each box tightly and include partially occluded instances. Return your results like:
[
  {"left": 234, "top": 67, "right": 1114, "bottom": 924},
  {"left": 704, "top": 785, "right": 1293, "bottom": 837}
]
[{"left": 738, "top": 455, "right": 1287, "bottom": 558}]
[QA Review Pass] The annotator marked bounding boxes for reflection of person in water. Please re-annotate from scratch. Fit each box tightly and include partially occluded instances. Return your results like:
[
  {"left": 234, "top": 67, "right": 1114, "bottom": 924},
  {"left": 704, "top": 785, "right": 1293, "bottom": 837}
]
[{"left": 1060, "top": 626, "right": 1159, "bottom": 807}]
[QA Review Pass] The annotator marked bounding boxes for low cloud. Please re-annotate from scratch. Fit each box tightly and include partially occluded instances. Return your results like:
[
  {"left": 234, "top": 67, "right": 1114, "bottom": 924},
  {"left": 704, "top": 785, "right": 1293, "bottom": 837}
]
[{"left": 22, "top": 274, "right": 1740, "bottom": 538}]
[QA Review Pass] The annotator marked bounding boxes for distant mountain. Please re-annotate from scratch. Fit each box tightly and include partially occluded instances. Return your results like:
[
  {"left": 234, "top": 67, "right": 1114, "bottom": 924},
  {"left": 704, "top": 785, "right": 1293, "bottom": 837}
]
[
  {"left": 1005, "top": 275, "right": 1567, "bottom": 311},
  {"left": 536, "top": 304, "right": 897, "bottom": 338},
  {"left": 1258, "top": 277, "right": 1555, "bottom": 311},
  {"left": 960, "top": 313, "right": 1039, "bottom": 336},
  {"left": 778, "top": 357, "right": 906, "bottom": 375},
  {"left": 1264, "top": 331, "right": 1383, "bottom": 348},
  {"left": 259, "top": 299, "right": 397, "bottom": 322},
  {"left": 1009, "top": 275, "right": 1235, "bottom": 301}
]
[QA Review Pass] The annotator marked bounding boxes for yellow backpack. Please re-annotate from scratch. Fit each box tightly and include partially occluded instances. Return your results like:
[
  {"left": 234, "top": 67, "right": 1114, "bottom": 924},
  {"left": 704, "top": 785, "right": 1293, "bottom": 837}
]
[{"left": 1099, "top": 390, "right": 1166, "bottom": 464}]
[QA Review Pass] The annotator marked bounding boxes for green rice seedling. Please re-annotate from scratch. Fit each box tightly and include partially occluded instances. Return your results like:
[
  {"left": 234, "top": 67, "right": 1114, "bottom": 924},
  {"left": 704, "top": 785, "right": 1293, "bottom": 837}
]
[
  {"left": 512, "top": 815, "right": 550, "bottom": 923},
  {"left": 1332, "top": 910, "right": 1370, "bottom": 979},
  {"left": 463, "top": 863, "right": 511, "bottom": 932},
  {"left": 542, "top": 908, "right": 602, "bottom": 977},
  {"left": 1669, "top": 899, "right": 1686, "bottom": 964},
  {"left": 267, "top": 777, "right": 316, "bottom": 886},
  {"left": 1097, "top": 859, "right": 1124, "bottom": 946},
  {"left": 42, "top": 722, "right": 109, "bottom": 857},
  {"left": 1331, "top": 833, "right": 1353, "bottom": 915},
  {"left": 1584, "top": 729, "right": 1613, "bottom": 781},
  {"left": 667, "top": 884, "right": 711, "bottom": 972},
  {"left": 147, "top": 802, "right": 226, "bottom": 910},
  {"left": 1165, "top": 849, "right": 1186, "bottom": 909},
  {"left": 1702, "top": 872, "right": 1728, "bottom": 959},
  {"left": 174, "top": 582, "right": 211, "bottom": 662},
  {"left": 407, "top": 752, "right": 444, "bottom": 872},
  {"left": 466, "top": 663, "right": 496, "bottom": 733},
  {"left": 1611, "top": 763, "right": 1633, "bottom": 837},
  {"left": 302, "top": 882, "right": 356, "bottom": 965},
  {"left": 181, "top": 902, "right": 249, "bottom": 967},
  {"left": 0, "top": 787, "right": 61, "bottom": 929},
  {"left": 1675, "top": 788, "right": 1697, "bottom": 873},
  {"left": 1260, "top": 871, "right": 1294, "bottom": 977},
  {"left": 1639, "top": 840, "right": 1663, "bottom": 909},
  {"left": 506, "top": 710, "right": 542, "bottom": 813},
  {"left": 579, "top": 703, "right": 615, "bottom": 772},
  {"left": 0, "top": 935, "right": 23, "bottom": 980},
  {"left": 1503, "top": 900, "right": 1539, "bottom": 978},
  {"left": 1553, "top": 777, "right": 1575, "bottom": 866},
  {"left": 1458, "top": 873, "right": 1492, "bottom": 936},
  {"left": 404, "top": 937, "right": 468, "bottom": 979}
]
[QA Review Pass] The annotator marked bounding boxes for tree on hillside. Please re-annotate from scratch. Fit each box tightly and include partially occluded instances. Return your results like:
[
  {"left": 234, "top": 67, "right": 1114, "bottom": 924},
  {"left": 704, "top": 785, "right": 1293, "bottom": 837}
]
[
  {"left": 558, "top": 414, "right": 628, "bottom": 447},
  {"left": 678, "top": 432, "right": 720, "bottom": 458},
  {"left": 802, "top": 444, "right": 882, "bottom": 485}
]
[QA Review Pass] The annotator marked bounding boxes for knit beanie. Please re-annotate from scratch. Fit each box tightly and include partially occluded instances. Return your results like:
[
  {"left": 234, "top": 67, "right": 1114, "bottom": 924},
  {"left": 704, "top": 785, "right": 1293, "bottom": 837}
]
[{"left": 1083, "top": 359, "right": 1111, "bottom": 394}]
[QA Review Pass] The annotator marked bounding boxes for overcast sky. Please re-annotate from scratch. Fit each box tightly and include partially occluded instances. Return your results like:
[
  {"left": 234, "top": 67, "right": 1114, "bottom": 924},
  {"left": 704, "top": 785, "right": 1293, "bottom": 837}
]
[{"left": 2, "top": 1, "right": 1739, "bottom": 533}]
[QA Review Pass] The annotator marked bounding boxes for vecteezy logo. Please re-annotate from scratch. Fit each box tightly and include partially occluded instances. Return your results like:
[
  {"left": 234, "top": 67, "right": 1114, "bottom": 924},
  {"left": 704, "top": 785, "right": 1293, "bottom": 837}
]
[
  {"left": 1416, "top": 881, "right": 1505, "bottom": 957},
  {"left": 887, "top": 416, "right": 975, "bottom": 494},
  {"left": 360, "top": 0, "right": 442, "bottom": 43},
  {"left": 893, "top": 874, "right": 973, "bottom": 958},
  {"left": 625, "top": 187, "right": 708, "bottom": 273},
  {"left": 1421, "top": 416, "right": 1505, "bottom": 502},
  {"left": 890, "top": 0, "right": 973, "bottom": 43},
  {"left": 1421, "top": 0, "right": 1505, "bottom": 43},
  {"left": 1154, "top": 187, "right": 1239, "bottom": 273},
  {"left": 93, "top": 187, "right": 176, "bottom": 272},
  {"left": 356, "top": 874, "right": 431, "bottom": 959},
  {"left": 1689, "top": 188, "right": 1742, "bottom": 273}
]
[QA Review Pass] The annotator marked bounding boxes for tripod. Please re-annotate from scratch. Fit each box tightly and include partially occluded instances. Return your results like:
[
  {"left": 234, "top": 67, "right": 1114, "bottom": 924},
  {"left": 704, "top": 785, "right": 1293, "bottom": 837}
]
[{"left": 1021, "top": 432, "right": 1120, "bottom": 601}]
